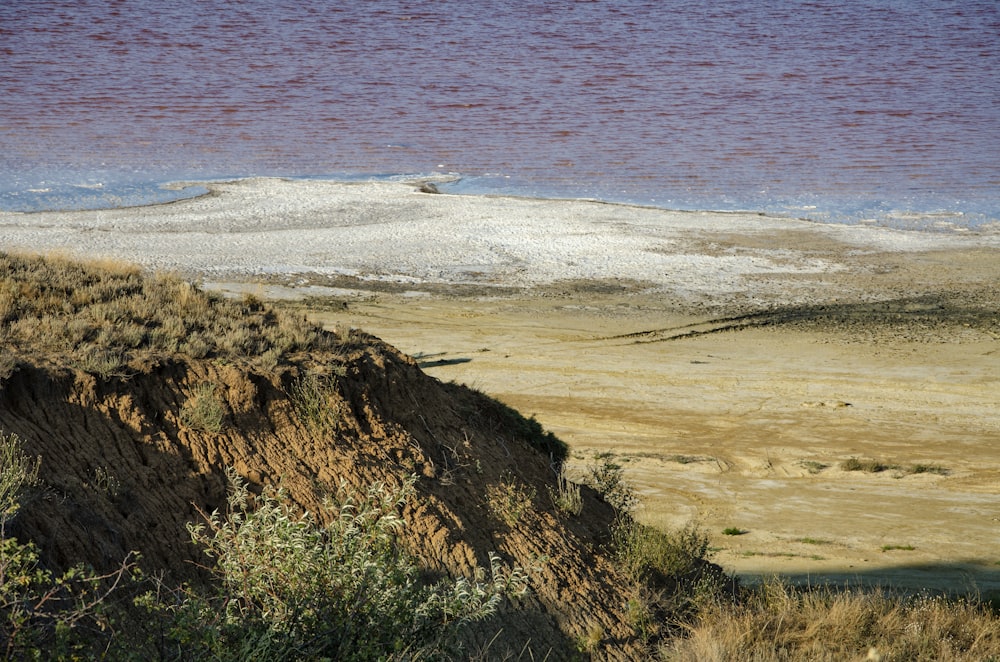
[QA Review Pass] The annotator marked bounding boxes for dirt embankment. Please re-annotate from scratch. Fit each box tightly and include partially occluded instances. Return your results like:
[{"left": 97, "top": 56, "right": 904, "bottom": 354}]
[
  {"left": 1, "top": 334, "right": 646, "bottom": 659},
  {"left": 285, "top": 259, "right": 999, "bottom": 598}
]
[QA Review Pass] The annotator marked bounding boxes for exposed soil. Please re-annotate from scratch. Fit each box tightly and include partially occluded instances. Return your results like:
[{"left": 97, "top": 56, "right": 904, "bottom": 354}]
[
  {"left": 1, "top": 334, "right": 650, "bottom": 659},
  {"left": 274, "top": 245, "right": 1000, "bottom": 600}
]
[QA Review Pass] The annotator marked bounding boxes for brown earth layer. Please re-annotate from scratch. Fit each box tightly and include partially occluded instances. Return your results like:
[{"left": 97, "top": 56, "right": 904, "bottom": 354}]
[{"left": 2, "top": 333, "right": 648, "bottom": 659}]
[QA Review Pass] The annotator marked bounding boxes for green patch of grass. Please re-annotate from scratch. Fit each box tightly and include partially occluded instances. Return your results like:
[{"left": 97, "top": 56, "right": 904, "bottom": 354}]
[
  {"left": 797, "top": 537, "right": 832, "bottom": 545},
  {"left": 799, "top": 537, "right": 832, "bottom": 545},
  {"left": 722, "top": 527, "right": 748, "bottom": 536},
  {"left": 663, "top": 578, "right": 1000, "bottom": 660},
  {"left": 0, "top": 251, "right": 341, "bottom": 372},
  {"left": 576, "top": 624, "right": 605, "bottom": 654},
  {"left": 72, "top": 347, "right": 129, "bottom": 378},
  {"left": 288, "top": 372, "right": 341, "bottom": 437},
  {"left": 740, "top": 550, "right": 822, "bottom": 560},
  {"left": 882, "top": 544, "right": 916, "bottom": 552},
  {"left": 614, "top": 520, "right": 713, "bottom": 581},
  {"left": 669, "top": 454, "right": 711, "bottom": 465},
  {"left": 547, "top": 466, "right": 583, "bottom": 517}
]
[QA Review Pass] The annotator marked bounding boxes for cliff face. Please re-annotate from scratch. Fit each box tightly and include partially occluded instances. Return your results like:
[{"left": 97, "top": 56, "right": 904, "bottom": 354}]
[{"left": 1, "top": 332, "right": 643, "bottom": 658}]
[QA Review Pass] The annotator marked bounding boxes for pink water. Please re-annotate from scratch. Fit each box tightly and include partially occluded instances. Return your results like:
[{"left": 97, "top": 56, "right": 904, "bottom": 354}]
[{"left": 2, "top": 0, "right": 998, "bottom": 228}]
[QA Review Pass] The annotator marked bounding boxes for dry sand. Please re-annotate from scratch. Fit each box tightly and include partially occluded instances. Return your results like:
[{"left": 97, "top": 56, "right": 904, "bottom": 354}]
[{"left": 3, "top": 177, "right": 999, "bottom": 594}]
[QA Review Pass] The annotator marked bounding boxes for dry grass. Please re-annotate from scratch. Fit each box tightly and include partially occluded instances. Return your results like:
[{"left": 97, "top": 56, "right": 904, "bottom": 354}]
[
  {"left": 662, "top": 579, "right": 1000, "bottom": 661},
  {"left": 0, "top": 251, "right": 341, "bottom": 374},
  {"left": 486, "top": 475, "right": 536, "bottom": 527},
  {"left": 547, "top": 465, "right": 583, "bottom": 517},
  {"left": 288, "top": 372, "right": 342, "bottom": 437},
  {"left": 840, "top": 457, "right": 949, "bottom": 477},
  {"left": 179, "top": 383, "right": 226, "bottom": 433}
]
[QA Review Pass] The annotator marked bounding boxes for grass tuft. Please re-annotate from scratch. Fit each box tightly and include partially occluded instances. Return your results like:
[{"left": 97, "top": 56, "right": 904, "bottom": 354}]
[
  {"left": 797, "top": 537, "right": 832, "bottom": 545},
  {"left": 841, "top": 457, "right": 949, "bottom": 477},
  {"left": 841, "top": 457, "right": 895, "bottom": 473},
  {"left": 179, "top": 383, "right": 226, "bottom": 433},
  {"left": 486, "top": 475, "right": 536, "bottom": 527},
  {"left": 801, "top": 460, "right": 828, "bottom": 474},
  {"left": 288, "top": 372, "right": 341, "bottom": 437},
  {"left": 548, "top": 466, "right": 583, "bottom": 517}
]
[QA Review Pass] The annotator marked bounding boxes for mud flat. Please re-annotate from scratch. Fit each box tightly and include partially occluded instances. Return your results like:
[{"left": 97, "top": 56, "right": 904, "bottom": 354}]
[{"left": 3, "top": 177, "right": 999, "bottom": 594}]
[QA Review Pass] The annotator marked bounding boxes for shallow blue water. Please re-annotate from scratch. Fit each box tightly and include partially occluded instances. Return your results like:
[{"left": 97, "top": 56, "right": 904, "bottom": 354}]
[{"left": 2, "top": 0, "right": 998, "bottom": 230}]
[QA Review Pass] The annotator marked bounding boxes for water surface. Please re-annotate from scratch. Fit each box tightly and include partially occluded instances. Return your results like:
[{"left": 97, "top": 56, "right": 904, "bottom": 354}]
[{"left": 2, "top": 0, "right": 998, "bottom": 229}]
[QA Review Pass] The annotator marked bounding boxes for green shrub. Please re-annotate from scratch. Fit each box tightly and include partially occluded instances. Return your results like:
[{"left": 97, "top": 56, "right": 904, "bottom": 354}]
[
  {"left": 610, "top": 516, "right": 729, "bottom": 644},
  {"left": 612, "top": 519, "right": 712, "bottom": 584},
  {"left": 139, "top": 470, "right": 528, "bottom": 660},
  {"left": 0, "top": 430, "right": 40, "bottom": 523},
  {"left": 588, "top": 457, "right": 637, "bottom": 513}
]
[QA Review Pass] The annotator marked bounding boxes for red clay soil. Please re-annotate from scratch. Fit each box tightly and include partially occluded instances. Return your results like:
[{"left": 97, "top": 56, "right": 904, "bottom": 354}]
[{"left": 1, "top": 334, "right": 651, "bottom": 659}]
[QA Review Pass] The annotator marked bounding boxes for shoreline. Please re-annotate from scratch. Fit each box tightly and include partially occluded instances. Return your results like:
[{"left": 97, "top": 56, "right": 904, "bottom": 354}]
[
  {"left": 2, "top": 177, "right": 998, "bottom": 304},
  {"left": 2, "top": 176, "right": 999, "bottom": 593},
  {"left": 4, "top": 174, "right": 999, "bottom": 234}
]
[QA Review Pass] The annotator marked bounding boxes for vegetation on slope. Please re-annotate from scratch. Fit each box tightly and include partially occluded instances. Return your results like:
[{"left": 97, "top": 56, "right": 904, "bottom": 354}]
[
  {"left": 0, "top": 252, "right": 333, "bottom": 377},
  {"left": 0, "top": 431, "right": 524, "bottom": 659},
  {"left": 1, "top": 251, "right": 998, "bottom": 660}
]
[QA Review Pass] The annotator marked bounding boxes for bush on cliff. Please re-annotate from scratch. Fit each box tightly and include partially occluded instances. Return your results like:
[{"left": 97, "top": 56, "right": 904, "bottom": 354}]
[{"left": 135, "top": 470, "right": 528, "bottom": 660}]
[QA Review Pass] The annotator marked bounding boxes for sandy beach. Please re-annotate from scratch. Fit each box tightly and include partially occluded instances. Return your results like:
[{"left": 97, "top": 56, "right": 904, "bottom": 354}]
[{"left": 3, "top": 177, "right": 999, "bottom": 594}]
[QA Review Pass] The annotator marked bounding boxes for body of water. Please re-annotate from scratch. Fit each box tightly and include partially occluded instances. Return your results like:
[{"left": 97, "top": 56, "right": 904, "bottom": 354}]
[{"left": 2, "top": 0, "right": 998, "bottom": 230}]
